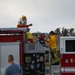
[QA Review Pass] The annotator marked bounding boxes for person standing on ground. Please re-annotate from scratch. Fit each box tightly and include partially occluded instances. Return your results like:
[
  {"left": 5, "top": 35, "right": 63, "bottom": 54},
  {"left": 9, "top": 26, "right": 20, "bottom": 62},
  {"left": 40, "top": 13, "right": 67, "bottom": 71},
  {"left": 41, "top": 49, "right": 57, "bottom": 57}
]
[
  {"left": 4, "top": 54, "right": 22, "bottom": 75},
  {"left": 47, "top": 31, "right": 60, "bottom": 64}
]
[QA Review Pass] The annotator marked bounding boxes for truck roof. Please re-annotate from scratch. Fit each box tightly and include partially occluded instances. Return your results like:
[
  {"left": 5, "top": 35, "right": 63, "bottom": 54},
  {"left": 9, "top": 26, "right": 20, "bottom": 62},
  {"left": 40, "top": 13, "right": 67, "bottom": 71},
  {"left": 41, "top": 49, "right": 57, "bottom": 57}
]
[
  {"left": 0, "top": 28, "right": 29, "bottom": 32},
  {"left": 0, "top": 28, "right": 30, "bottom": 34},
  {"left": 60, "top": 36, "right": 75, "bottom": 39}
]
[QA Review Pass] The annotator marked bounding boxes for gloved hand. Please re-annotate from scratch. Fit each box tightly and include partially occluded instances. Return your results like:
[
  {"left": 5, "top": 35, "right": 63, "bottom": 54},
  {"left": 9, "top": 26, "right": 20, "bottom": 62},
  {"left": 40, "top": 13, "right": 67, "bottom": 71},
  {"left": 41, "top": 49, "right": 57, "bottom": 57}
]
[{"left": 29, "top": 24, "right": 33, "bottom": 26}]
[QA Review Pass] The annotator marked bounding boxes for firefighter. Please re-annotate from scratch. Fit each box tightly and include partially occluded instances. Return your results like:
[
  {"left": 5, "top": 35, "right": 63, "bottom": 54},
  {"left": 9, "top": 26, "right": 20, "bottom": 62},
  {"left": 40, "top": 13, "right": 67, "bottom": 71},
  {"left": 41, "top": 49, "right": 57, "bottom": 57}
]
[{"left": 47, "top": 31, "right": 60, "bottom": 64}]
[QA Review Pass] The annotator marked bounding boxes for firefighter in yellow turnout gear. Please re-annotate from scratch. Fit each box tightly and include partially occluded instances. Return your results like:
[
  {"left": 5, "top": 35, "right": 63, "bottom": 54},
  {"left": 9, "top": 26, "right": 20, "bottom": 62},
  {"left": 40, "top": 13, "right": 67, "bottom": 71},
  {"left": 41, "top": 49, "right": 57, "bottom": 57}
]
[{"left": 47, "top": 31, "right": 60, "bottom": 64}]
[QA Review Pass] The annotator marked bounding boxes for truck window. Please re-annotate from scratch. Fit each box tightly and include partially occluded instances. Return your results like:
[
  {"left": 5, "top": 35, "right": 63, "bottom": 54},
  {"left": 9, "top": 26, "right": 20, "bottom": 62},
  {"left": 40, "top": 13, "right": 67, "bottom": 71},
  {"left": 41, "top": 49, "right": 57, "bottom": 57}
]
[{"left": 66, "top": 40, "right": 75, "bottom": 52}]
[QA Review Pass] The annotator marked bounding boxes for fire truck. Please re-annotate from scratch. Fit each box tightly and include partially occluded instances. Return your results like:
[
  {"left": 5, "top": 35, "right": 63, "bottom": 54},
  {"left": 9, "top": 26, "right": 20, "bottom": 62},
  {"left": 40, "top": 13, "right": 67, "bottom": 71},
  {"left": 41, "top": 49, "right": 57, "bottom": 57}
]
[{"left": 0, "top": 27, "right": 75, "bottom": 75}]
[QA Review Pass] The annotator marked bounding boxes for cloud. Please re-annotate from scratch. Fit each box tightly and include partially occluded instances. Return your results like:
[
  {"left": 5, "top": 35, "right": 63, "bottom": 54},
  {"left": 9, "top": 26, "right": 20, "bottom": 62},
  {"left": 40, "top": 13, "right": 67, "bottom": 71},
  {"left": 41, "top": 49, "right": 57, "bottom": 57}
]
[{"left": 0, "top": 0, "right": 75, "bottom": 32}]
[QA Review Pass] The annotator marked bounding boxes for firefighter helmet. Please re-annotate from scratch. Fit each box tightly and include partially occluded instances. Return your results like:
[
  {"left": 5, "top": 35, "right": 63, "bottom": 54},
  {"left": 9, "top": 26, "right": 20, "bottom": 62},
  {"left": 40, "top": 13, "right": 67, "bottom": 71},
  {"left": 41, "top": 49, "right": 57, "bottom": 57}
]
[{"left": 21, "top": 15, "right": 27, "bottom": 20}]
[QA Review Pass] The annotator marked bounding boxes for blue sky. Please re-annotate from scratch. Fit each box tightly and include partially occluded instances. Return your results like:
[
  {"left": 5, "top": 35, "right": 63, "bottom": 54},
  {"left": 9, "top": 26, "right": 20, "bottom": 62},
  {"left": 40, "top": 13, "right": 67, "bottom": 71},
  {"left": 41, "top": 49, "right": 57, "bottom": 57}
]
[{"left": 0, "top": 0, "right": 75, "bottom": 32}]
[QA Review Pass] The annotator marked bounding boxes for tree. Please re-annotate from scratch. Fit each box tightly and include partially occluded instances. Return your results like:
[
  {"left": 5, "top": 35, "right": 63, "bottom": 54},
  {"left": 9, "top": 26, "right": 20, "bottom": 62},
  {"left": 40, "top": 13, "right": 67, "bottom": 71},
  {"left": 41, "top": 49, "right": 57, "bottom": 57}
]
[
  {"left": 62, "top": 27, "right": 69, "bottom": 36},
  {"left": 55, "top": 28, "right": 61, "bottom": 34},
  {"left": 69, "top": 28, "right": 74, "bottom": 36}
]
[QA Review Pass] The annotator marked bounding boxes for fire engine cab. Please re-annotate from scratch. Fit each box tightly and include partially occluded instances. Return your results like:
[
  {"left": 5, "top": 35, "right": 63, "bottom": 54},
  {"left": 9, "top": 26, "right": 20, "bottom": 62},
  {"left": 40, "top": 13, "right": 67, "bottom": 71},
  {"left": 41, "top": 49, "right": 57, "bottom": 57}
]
[
  {"left": 0, "top": 27, "right": 75, "bottom": 75},
  {"left": 60, "top": 37, "right": 75, "bottom": 75}
]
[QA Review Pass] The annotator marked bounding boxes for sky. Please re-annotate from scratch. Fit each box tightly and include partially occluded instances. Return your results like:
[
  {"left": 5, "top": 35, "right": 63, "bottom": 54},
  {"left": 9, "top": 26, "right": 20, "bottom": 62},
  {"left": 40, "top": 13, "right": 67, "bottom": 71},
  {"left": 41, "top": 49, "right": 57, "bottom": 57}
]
[{"left": 0, "top": 0, "right": 75, "bottom": 32}]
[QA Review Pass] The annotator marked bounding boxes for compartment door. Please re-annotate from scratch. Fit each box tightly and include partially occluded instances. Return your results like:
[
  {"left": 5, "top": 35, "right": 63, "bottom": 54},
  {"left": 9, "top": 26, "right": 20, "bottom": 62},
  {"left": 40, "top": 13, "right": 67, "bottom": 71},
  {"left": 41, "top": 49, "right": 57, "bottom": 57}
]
[{"left": 0, "top": 42, "right": 20, "bottom": 75}]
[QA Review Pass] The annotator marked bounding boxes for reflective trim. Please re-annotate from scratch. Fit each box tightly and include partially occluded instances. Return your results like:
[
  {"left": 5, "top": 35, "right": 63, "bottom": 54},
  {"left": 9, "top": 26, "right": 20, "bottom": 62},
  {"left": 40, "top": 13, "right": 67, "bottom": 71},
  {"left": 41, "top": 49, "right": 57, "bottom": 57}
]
[
  {"left": 65, "top": 67, "right": 75, "bottom": 72},
  {"left": 61, "top": 67, "right": 75, "bottom": 73},
  {"left": 61, "top": 67, "right": 65, "bottom": 72},
  {"left": 60, "top": 52, "right": 75, "bottom": 54}
]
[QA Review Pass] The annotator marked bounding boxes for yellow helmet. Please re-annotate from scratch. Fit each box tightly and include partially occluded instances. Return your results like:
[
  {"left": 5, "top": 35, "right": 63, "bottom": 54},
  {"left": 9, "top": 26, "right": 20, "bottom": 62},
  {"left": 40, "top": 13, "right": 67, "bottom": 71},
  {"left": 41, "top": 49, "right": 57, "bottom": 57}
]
[{"left": 21, "top": 15, "right": 27, "bottom": 20}]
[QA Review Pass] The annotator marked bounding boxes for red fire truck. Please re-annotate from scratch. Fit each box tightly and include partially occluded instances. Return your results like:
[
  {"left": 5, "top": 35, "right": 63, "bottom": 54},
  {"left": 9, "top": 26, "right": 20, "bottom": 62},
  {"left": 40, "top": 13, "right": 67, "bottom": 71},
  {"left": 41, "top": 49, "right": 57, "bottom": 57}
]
[{"left": 0, "top": 27, "right": 75, "bottom": 75}]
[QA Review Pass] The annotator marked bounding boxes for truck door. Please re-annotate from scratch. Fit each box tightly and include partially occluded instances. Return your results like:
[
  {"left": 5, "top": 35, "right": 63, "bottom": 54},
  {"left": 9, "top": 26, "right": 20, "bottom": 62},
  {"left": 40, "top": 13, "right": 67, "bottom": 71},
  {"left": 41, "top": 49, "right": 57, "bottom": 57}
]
[
  {"left": 0, "top": 42, "right": 20, "bottom": 75},
  {"left": 64, "top": 40, "right": 75, "bottom": 75},
  {"left": 61, "top": 39, "right": 75, "bottom": 75}
]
